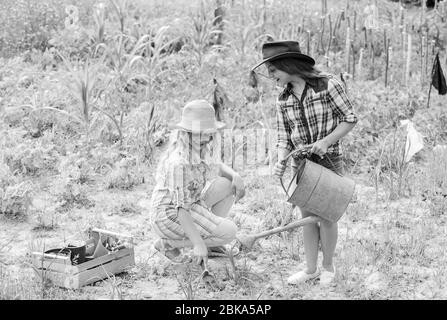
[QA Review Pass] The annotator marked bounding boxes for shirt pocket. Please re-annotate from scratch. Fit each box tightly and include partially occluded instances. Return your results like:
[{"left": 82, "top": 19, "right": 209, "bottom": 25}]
[
  {"left": 305, "top": 96, "right": 327, "bottom": 124},
  {"left": 282, "top": 103, "right": 303, "bottom": 129},
  {"left": 281, "top": 103, "right": 295, "bottom": 122}
]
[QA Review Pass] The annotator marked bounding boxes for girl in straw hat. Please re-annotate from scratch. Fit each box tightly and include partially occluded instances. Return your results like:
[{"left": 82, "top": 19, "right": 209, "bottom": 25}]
[
  {"left": 150, "top": 99, "right": 245, "bottom": 265},
  {"left": 252, "top": 41, "right": 358, "bottom": 286}
]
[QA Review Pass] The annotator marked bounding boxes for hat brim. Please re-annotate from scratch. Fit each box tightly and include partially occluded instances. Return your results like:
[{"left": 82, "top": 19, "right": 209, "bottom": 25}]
[
  {"left": 169, "top": 121, "right": 226, "bottom": 133},
  {"left": 251, "top": 52, "right": 315, "bottom": 71}
]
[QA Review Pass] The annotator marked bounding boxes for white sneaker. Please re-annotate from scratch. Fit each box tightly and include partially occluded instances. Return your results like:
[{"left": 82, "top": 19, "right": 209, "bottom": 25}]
[
  {"left": 287, "top": 269, "right": 321, "bottom": 285},
  {"left": 319, "top": 266, "right": 336, "bottom": 286}
]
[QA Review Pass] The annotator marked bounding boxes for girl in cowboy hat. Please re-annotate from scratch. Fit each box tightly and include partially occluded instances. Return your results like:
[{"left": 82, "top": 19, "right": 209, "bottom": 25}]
[
  {"left": 150, "top": 99, "right": 245, "bottom": 265},
  {"left": 252, "top": 41, "right": 358, "bottom": 286}
]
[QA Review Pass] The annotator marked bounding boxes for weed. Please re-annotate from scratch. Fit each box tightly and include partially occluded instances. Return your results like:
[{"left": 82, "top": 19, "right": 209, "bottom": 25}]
[
  {"left": 420, "top": 147, "right": 447, "bottom": 216},
  {"left": 54, "top": 178, "right": 94, "bottom": 212},
  {"left": 185, "top": 0, "right": 222, "bottom": 67},
  {"left": 174, "top": 263, "right": 201, "bottom": 300},
  {"left": 3, "top": 142, "right": 59, "bottom": 177},
  {"left": 0, "top": 182, "right": 32, "bottom": 220},
  {"left": 109, "top": 0, "right": 128, "bottom": 34},
  {"left": 110, "top": 200, "right": 141, "bottom": 217},
  {"left": 105, "top": 157, "right": 144, "bottom": 190}
]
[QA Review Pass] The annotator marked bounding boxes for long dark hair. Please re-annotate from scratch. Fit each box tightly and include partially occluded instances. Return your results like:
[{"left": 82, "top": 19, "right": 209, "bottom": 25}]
[{"left": 267, "top": 58, "right": 327, "bottom": 83}]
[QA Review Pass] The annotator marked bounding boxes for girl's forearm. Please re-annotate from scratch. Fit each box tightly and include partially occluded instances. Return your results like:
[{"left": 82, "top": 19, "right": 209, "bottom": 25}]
[
  {"left": 177, "top": 207, "right": 205, "bottom": 246},
  {"left": 321, "top": 122, "right": 356, "bottom": 147},
  {"left": 278, "top": 148, "right": 291, "bottom": 161}
]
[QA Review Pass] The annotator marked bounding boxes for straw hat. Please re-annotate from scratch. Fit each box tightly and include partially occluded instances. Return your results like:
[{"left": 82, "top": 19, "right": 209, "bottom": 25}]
[
  {"left": 251, "top": 41, "right": 315, "bottom": 71},
  {"left": 171, "top": 100, "right": 226, "bottom": 133}
]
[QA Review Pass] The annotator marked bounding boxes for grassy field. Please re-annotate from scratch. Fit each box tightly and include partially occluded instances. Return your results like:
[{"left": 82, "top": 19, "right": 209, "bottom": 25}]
[{"left": 1, "top": 0, "right": 447, "bottom": 300}]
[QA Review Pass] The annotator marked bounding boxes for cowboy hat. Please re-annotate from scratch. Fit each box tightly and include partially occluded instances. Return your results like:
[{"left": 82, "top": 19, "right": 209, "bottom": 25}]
[
  {"left": 171, "top": 100, "right": 226, "bottom": 133},
  {"left": 251, "top": 41, "right": 315, "bottom": 71}
]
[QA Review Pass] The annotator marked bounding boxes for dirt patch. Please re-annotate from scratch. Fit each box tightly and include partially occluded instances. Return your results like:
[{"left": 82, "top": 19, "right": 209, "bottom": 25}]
[{"left": 1, "top": 163, "right": 446, "bottom": 300}]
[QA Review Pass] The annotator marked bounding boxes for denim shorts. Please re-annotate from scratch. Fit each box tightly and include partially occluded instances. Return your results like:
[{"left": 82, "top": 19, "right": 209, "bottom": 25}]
[{"left": 292, "top": 153, "right": 344, "bottom": 175}]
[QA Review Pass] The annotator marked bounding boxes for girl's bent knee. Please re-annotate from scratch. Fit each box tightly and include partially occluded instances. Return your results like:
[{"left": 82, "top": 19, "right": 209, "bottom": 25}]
[
  {"left": 215, "top": 176, "right": 233, "bottom": 195},
  {"left": 213, "top": 219, "right": 237, "bottom": 242},
  {"left": 203, "top": 177, "right": 233, "bottom": 206}
]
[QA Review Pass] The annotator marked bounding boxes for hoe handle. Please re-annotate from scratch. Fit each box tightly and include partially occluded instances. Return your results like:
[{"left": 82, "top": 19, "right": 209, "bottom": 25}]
[{"left": 253, "top": 216, "right": 322, "bottom": 240}]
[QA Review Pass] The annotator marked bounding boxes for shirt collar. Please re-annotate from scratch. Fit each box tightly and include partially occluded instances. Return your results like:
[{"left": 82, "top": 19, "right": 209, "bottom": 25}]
[{"left": 279, "top": 77, "right": 328, "bottom": 101}]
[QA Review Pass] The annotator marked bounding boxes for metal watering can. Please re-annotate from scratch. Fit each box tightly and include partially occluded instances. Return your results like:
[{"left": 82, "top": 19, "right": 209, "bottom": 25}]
[
  {"left": 237, "top": 146, "right": 355, "bottom": 251},
  {"left": 280, "top": 146, "right": 356, "bottom": 223}
]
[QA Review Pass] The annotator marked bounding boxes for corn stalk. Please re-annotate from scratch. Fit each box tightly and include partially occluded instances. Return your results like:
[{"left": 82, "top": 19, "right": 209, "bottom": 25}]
[
  {"left": 109, "top": 0, "right": 128, "bottom": 34},
  {"left": 186, "top": 1, "right": 223, "bottom": 67},
  {"left": 90, "top": 2, "right": 107, "bottom": 49},
  {"left": 144, "top": 26, "right": 185, "bottom": 97},
  {"left": 40, "top": 52, "right": 103, "bottom": 153},
  {"left": 96, "top": 33, "right": 151, "bottom": 146}
]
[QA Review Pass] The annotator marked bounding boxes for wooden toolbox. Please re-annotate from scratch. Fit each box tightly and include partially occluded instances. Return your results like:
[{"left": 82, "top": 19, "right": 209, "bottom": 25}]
[{"left": 32, "top": 228, "right": 135, "bottom": 290}]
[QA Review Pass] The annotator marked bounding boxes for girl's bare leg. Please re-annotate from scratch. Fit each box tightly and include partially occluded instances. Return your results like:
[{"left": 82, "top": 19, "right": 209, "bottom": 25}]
[
  {"left": 319, "top": 220, "right": 337, "bottom": 271},
  {"left": 292, "top": 159, "right": 320, "bottom": 274},
  {"left": 301, "top": 209, "right": 320, "bottom": 274}
]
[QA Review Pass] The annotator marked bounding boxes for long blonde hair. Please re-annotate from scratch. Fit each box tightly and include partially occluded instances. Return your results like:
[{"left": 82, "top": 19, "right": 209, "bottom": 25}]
[{"left": 155, "top": 129, "right": 219, "bottom": 183}]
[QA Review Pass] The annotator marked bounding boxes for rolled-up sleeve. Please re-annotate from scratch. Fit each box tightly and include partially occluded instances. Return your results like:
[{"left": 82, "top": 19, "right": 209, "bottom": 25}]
[
  {"left": 326, "top": 78, "right": 358, "bottom": 123},
  {"left": 276, "top": 99, "right": 293, "bottom": 152},
  {"left": 166, "top": 164, "right": 192, "bottom": 211}
]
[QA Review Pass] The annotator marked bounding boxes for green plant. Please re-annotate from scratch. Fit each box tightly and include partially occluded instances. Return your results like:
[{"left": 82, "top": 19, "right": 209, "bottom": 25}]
[
  {"left": 226, "top": 253, "right": 263, "bottom": 292},
  {"left": 58, "top": 153, "right": 95, "bottom": 184},
  {"left": 421, "top": 147, "right": 447, "bottom": 216},
  {"left": 3, "top": 142, "right": 59, "bottom": 176},
  {"left": 28, "top": 239, "right": 61, "bottom": 299},
  {"left": 105, "top": 157, "right": 144, "bottom": 190},
  {"left": 87, "top": 144, "right": 120, "bottom": 173},
  {"left": 0, "top": 266, "right": 37, "bottom": 299},
  {"left": 374, "top": 125, "right": 416, "bottom": 201},
  {"left": 48, "top": 24, "right": 93, "bottom": 60},
  {"left": 111, "top": 199, "right": 141, "bottom": 216},
  {"left": 91, "top": 2, "right": 107, "bottom": 47},
  {"left": 0, "top": 159, "right": 15, "bottom": 187},
  {"left": 0, "top": 181, "right": 32, "bottom": 220},
  {"left": 186, "top": 1, "right": 222, "bottom": 67},
  {"left": 60, "top": 54, "right": 103, "bottom": 152},
  {"left": 10, "top": 52, "right": 104, "bottom": 154},
  {"left": 226, "top": 6, "right": 264, "bottom": 64},
  {"left": 109, "top": 0, "right": 128, "bottom": 34},
  {"left": 125, "top": 102, "right": 164, "bottom": 162},
  {"left": 143, "top": 26, "right": 184, "bottom": 98},
  {"left": 96, "top": 33, "right": 151, "bottom": 145},
  {"left": 54, "top": 178, "right": 94, "bottom": 212},
  {"left": 101, "top": 268, "right": 124, "bottom": 300},
  {"left": 33, "top": 209, "right": 58, "bottom": 232},
  {"left": 175, "top": 264, "right": 201, "bottom": 300},
  {"left": 0, "top": 0, "right": 62, "bottom": 57}
]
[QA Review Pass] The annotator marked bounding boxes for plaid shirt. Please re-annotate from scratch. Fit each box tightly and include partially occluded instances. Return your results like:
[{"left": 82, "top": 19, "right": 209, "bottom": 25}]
[
  {"left": 150, "top": 160, "right": 220, "bottom": 212},
  {"left": 276, "top": 75, "right": 358, "bottom": 156}
]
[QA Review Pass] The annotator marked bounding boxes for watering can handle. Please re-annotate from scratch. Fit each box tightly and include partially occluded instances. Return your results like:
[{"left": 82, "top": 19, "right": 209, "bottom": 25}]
[
  {"left": 279, "top": 144, "right": 343, "bottom": 197},
  {"left": 280, "top": 170, "right": 299, "bottom": 199},
  {"left": 280, "top": 145, "right": 313, "bottom": 165},
  {"left": 279, "top": 145, "right": 312, "bottom": 197}
]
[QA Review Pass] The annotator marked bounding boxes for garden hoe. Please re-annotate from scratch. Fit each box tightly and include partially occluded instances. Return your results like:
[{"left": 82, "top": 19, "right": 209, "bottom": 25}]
[
  {"left": 237, "top": 206, "right": 322, "bottom": 251},
  {"left": 200, "top": 259, "right": 224, "bottom": 291}
]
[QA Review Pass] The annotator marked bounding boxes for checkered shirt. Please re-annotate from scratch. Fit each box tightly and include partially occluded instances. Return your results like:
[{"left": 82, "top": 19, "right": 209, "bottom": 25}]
[
  {"left": 276, "top": 75, "right": 358, "bottom": 156},
  {"left": 151, "top": 160, "right": 219, "bottom": 212},
  {"left": 150, "top": 159, "right": 222, "bottom": 240}
]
